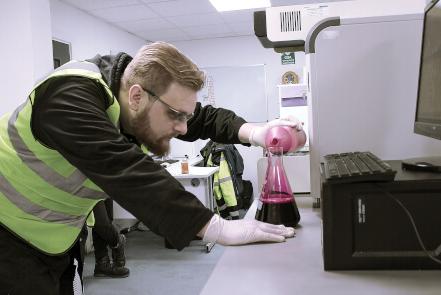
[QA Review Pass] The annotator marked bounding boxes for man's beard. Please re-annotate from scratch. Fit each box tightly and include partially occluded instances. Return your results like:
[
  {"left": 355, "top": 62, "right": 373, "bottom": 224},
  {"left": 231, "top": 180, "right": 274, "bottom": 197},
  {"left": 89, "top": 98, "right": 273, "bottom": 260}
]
[{"left": 132, "top": 108, "right": 172, "bottom": 157}]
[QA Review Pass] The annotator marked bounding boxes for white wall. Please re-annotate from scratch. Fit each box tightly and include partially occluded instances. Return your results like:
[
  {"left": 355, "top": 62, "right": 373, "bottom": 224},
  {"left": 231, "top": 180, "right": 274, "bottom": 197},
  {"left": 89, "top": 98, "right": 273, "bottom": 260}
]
[
  {"left": 50, "top": 0, "right": 146, "bottom": 59},
  {"left": 173, "top": 36, "right": 305, "bottom": 198},
  {"left": 1, "top": 0, "right": 146, "bottom": 118},
  {"left": 49, "top": 1, "right": 151, "bottom": 220},
  {"left": 1, "top": 0, "right": 53, "bottom": 116},
  {"left": 173, "top": 36, "right": 306, "bottom": 121}
]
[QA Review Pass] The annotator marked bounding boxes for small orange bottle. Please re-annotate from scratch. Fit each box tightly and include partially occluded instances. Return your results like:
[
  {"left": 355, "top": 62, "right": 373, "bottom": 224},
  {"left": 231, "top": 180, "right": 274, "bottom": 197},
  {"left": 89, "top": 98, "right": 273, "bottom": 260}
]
[{"left": 181, "top": 155, "right": 189, "bottom": 174}]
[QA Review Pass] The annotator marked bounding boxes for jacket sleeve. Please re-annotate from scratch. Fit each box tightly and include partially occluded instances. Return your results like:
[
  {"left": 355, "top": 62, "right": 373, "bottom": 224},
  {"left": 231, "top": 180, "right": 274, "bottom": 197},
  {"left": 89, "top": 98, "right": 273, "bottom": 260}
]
[
  {"left": 178, "top": 102, "right": 247, "bottom": 144},
  {"left": 31, "top": 76, "right": 213, "bottom": 250}
]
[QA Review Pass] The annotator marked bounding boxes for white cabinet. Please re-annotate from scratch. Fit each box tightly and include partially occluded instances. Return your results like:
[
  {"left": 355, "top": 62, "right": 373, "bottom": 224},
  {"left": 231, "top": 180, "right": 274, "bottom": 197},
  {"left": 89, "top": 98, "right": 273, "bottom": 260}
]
[{"left": 277, "top": 83, "right": 309, "bottom": 146}]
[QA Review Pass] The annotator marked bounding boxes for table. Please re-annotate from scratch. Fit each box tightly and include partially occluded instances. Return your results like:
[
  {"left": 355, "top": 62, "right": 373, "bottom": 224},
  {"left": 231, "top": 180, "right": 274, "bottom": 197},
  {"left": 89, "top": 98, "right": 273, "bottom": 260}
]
[
  {"left": 165, "top": 165, "right": 219, "bottom": 210},
  {"left": 201, "top": 197, "right": 441, "bottom": 295},
  {"left": 166, "top": 164, "right": 219, "bottom": 252},
  {"left": 113, "top": 157, "right": 218, "bottom": 219}
]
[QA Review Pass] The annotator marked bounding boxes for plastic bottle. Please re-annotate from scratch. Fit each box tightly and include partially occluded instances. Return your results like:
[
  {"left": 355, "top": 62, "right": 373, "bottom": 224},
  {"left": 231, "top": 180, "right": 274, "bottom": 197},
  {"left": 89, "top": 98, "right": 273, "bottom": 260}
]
[
  {"left": 264, "top": 125, "right": 307, "bottom": 154},
  {"left": 181, "top": 155, "right": 189, "bottom": 174}
]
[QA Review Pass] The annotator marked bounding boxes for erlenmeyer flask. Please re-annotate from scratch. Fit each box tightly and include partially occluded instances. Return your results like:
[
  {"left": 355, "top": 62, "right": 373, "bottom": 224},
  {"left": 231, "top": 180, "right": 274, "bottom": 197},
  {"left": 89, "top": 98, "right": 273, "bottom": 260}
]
[{"left": 255, "top": 146, "right": 301, "bottom": 227}]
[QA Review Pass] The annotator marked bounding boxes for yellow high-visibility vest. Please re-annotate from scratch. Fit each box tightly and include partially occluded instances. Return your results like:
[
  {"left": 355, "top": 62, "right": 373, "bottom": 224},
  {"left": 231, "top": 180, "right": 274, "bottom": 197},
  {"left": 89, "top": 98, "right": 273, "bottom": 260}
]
[
  {"left": 207, "top": 152, "right": 239, "bottom": 219},
  {"left": 0, "top": 61, "right": 120, "bottom": 254}
]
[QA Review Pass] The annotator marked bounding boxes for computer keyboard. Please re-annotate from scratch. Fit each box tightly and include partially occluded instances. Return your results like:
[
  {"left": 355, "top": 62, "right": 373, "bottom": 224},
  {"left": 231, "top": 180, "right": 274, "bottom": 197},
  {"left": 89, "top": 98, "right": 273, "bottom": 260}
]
[{"left": 323, "top": 151, "right": 397, "bottom": 183}]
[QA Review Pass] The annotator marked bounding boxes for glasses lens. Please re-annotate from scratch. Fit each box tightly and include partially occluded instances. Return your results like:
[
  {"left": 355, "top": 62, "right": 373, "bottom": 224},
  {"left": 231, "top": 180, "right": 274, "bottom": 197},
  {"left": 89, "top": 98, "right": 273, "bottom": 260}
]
[
  {"left": 166, "top": 109, "right": 182, "bottom": 122},
  {"left": 161, "top": 101, "right": 192, "bottom": 122},
  {"left": 147, "top": 89, "right": 193, "bottom": 123},
  {"left": 171, "top": 111, "right": 192, "bottom": 123}
]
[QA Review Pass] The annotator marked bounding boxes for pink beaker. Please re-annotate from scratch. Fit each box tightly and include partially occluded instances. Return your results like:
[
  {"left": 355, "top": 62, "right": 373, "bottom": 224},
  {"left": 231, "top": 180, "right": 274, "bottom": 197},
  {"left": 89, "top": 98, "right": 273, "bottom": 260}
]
[{"left": 255, "top": 146, "right": 300, "bottom": 227}]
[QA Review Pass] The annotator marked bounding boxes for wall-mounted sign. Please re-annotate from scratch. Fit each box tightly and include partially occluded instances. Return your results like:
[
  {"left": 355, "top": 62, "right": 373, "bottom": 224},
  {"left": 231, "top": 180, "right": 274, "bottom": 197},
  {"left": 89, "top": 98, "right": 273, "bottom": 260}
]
[{"left": 281, "top": 52, "right": 295, "bottom": 65}]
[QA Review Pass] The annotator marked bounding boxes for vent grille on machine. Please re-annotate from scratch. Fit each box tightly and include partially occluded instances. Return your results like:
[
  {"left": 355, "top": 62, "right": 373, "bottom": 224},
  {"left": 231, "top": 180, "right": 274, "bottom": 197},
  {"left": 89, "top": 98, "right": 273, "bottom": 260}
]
[{"left": 280, "top": 10, "right": 302, "bottom": 32}]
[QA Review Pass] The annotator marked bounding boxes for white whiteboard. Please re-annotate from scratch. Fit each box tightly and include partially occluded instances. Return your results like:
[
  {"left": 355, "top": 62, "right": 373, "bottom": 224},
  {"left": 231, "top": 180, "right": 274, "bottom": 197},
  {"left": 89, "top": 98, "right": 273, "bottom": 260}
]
[{"left": 197, "top": 65, "right": 268, "bottom": 123}]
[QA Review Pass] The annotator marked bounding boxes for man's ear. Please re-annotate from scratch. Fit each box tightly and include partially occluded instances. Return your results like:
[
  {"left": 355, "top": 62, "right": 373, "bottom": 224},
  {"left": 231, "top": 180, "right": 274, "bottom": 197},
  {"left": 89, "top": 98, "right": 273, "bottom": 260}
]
[{"left": 128, "top": 84, "right": 144, "bottom": 111}]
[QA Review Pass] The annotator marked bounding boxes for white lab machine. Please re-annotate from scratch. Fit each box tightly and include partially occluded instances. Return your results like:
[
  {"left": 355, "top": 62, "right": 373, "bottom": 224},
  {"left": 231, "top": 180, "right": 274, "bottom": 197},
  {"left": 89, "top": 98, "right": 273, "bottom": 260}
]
[{"left": 255, "top": 0, "right": 441, "bottom": 206}]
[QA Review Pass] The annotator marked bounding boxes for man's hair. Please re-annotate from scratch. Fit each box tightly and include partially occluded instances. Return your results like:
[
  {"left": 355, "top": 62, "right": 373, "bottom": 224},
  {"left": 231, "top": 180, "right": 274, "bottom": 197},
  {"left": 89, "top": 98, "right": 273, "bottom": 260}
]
[{"left": 122, "top": 41, "right": 205, "bottom": 95}]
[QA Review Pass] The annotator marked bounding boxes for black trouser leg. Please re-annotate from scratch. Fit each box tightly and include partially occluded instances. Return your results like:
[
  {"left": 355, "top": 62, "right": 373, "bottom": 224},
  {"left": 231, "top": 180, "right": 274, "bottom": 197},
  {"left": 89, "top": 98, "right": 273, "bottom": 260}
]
[
  {"left": 104, "top": 197, "right": 114, "bottom": 220},
  {"left": 0, "top": 225, "right": 79, "bottom": 295},
  {"left": 92, "top": 199, "right": 119, "bottom": 261},
  {"left": 59, "top": 241, "right": 84, "bottom": 295}
]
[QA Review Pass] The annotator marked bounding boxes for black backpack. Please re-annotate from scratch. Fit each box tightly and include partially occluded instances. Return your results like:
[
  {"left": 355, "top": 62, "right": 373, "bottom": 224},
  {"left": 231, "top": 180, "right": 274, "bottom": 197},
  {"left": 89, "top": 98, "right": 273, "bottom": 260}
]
[{"left": 200, "top": 141, "right": 253, "bottom": 210}]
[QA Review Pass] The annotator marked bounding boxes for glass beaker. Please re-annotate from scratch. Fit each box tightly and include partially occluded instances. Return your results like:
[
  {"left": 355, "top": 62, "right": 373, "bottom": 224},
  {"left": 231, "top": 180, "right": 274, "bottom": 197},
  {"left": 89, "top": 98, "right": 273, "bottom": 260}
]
[{"left": 255, "top": 146, "right": 301, "bottom": 227}]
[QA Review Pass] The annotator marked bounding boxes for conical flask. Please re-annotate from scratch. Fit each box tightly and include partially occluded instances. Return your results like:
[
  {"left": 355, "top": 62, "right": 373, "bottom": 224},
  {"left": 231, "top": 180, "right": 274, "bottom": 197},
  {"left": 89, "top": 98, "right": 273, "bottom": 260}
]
[{"left": 255, "top": 146, "right": 301, "bottom": 227}]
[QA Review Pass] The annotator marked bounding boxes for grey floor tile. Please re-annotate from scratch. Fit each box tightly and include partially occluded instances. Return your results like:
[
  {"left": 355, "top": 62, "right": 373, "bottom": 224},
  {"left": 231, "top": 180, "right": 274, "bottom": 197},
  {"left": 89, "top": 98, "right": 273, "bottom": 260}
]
[{"left": 83, "top": 230, "right": 225, "bottom": 295}]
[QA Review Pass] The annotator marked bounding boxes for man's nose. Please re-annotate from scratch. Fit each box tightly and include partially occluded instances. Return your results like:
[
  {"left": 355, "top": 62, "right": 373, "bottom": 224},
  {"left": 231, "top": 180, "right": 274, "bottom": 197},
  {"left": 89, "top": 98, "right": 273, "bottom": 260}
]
[{"left": 174, "top": 120, "right": 187, "bottom": 135}]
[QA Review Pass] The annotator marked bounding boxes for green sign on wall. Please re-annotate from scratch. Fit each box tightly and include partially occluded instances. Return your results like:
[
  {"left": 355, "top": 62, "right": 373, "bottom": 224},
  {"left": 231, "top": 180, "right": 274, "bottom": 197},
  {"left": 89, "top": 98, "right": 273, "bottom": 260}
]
[{"left": 281, "top": 52, "right": 295, "bottom": 65}]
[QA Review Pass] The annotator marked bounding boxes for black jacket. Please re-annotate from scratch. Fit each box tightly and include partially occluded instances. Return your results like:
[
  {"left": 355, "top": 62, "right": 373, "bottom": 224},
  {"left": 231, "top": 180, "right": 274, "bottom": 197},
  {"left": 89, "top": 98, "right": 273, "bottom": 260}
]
[
  {"left": 30, "top": 53, "right": 247, "bottom": 250},
  {"left": 201, "top": 141, "right": 245, "bottom": 197}
]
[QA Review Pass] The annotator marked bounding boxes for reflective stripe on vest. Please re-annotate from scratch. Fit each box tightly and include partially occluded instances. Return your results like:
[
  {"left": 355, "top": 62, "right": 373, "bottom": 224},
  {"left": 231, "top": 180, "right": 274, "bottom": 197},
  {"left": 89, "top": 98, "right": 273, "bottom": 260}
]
[
  {"left": 0, "top": 61, "right": 120, "bottom": 254},
  {"left": 207, "top": 152, "right": 239, "bottom": 219},
  {"left": 8, "top": 103, "right": 107, "bottom": 200}
]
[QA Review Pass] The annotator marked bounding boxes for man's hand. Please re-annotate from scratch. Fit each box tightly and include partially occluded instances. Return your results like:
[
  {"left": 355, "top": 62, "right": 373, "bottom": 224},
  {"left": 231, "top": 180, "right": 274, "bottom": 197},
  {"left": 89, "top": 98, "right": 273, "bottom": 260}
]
[
  {"left": 248, "top": 115, "right": 303, "bottom": 148},
  {"left": 201, "top": 215, "right": 295, "bottom": 246}
]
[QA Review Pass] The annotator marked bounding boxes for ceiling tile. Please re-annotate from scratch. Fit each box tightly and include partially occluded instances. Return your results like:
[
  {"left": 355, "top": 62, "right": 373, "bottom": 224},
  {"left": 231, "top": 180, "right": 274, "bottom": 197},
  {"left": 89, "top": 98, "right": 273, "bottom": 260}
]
[
  {"left": 182, "top": 23, "right": 232, "bottom": 37},
  {"left": 117, "top": 17, "right": 175, "bottom": 32},
  {"left": 147, "top": 0, "right": 217, "bottom": 17},
  {"left": 219, "top": 9, "right": 256, "bottom": 24},
  {"left": 188, "top": 32, "right": 234, "bottom": 40},
  {"left": 167, "top": 12, "right": 225, "bottom": 27},
  {"left": 61, "top": 0, "right": 139, "bottom": 11},
  {"left": 90, "top": 4, "right": 158, "bottom": 22},
  {"left": 137, "top": 28, "right": 191, "bottom": 42},
  {"left": 59, "top": 0, "right": 333, "bottom": 42},
  {"left": 227, "top": 22, "right": 254, "bottom": 35},
  {"left": 139, "top": 0, "right": 176, "bottom": 4}
]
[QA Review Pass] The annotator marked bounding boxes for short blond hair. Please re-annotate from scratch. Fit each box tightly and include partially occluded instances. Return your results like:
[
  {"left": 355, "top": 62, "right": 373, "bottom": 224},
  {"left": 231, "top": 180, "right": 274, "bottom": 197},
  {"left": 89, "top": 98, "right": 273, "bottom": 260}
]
[{"left": 123, "top": 42, "right": 204, "bottom": 95}]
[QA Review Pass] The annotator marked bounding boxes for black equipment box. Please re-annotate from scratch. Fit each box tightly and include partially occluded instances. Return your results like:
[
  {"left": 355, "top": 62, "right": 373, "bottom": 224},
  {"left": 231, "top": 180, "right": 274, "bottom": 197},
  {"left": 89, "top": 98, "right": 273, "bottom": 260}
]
[{"left": 321, "top": 160, "right": 441, "bottom": 270}]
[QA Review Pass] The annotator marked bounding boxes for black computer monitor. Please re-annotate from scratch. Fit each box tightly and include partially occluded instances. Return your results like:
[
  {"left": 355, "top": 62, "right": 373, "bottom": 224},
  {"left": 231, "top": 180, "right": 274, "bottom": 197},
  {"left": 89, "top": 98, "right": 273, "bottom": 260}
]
[
  {"left": 414, "top": 0, "right": 441, "bottom": 140},
  {"left": 403, "top": 0, "right": 441, "bottom": 172}
]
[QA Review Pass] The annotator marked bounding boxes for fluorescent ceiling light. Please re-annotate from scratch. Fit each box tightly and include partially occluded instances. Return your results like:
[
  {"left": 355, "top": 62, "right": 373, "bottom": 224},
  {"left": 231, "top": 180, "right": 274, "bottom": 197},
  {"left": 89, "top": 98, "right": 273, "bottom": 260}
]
[{"left": 209, "top": 0, "right": 271, "bottom": 12}]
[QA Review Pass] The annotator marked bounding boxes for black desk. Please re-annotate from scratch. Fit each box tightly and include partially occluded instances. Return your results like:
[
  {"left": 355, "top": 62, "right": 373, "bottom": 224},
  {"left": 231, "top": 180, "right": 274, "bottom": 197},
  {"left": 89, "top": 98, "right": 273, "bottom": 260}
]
[
  {"left": 322, "top": 160, "right": 441, "bottom": 270},
  {"left": 201, "top": 197, "right": 441, "bottom": 295}
]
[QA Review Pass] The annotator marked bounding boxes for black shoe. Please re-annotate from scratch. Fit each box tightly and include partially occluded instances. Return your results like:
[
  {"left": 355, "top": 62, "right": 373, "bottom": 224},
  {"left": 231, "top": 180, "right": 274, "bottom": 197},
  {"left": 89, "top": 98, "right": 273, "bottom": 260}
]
[
  {"left": 94, "top": 255, "right": 130, "bottom": 278},
  {"left": 112, "top": 234, "right": 126, "bottom": 268}
]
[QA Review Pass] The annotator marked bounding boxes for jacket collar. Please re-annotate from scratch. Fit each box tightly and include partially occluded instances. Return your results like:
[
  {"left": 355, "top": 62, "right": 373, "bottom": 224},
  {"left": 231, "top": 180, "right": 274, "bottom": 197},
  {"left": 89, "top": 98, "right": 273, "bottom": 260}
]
[{"left": 86, "top": 52, "right": 133, "bottom": 97}]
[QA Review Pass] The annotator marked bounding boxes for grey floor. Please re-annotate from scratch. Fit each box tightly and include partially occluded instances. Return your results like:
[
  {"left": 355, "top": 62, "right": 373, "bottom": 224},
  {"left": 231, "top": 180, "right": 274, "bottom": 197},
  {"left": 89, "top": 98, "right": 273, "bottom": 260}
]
[
  {"left": 82, "top": 196, "right": 309, "bottom": 294},
  {"left": 83, "top": 230, "right": 225, "bottom": 295}
]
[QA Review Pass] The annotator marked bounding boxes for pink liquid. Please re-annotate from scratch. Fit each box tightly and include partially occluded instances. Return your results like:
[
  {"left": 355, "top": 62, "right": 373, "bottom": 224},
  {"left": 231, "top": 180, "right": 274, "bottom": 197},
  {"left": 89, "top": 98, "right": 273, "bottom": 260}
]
[
  {"left": 256, "top": 145, "right": 301, "bottom": 227},
  {"left": 255, "top": 200, "right": 300, "bottom": 227},
  {"left": 259, "top": 193, "right": 293, "bottom": 203}
]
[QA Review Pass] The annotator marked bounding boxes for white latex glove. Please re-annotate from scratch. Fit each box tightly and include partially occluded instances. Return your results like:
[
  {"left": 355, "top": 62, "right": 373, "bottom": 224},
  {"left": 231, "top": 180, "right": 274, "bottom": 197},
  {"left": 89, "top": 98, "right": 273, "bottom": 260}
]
[
  {"left": 249, "top": 115, "right": 303, "bottom": 147},
  {"left": 202, "top": 214, "right": 295, "bottom": 246}
]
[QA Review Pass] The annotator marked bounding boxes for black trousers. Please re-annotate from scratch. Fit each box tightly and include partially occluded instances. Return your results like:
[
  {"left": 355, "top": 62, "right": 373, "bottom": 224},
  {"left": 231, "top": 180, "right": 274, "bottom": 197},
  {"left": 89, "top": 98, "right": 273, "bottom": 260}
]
[
  {"left": 92, "top": 198, "right": 119, "bottom": 261},
  {"left": 0, "top": 225, "right": 86, "bottom": 295}
]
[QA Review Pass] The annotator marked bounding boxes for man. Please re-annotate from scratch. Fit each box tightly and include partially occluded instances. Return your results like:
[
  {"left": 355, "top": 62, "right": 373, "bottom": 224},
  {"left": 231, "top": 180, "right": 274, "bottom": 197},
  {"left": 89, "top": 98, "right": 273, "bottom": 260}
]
[{"left": 0, "top": 41, "right": 302, "bottom": 294}]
